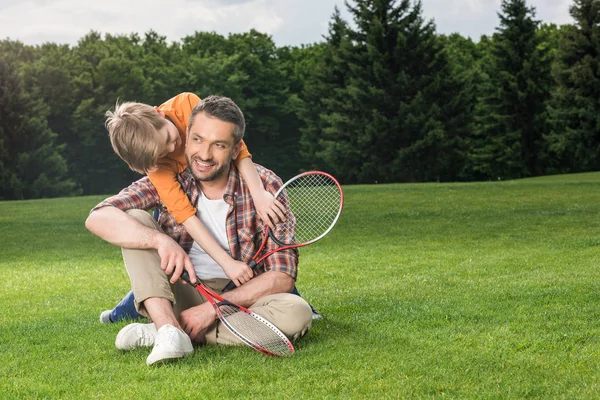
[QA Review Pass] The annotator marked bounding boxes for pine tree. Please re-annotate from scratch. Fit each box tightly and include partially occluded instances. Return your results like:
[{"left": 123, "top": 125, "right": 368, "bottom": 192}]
[
  {"left": 300, "top": 0, "right": 470, "bottom": 183},
  {"left": 471, "top": 0, "right": 553, "bottom": 179},
  {"left": 439, "top": 33, "right": 483, "bottom": 181},
  {"left": 299, "top": 8, "right": 357, "bottom": 178},
  {"left": 547, "top": 0, "right": 600, "bottom": 172}
]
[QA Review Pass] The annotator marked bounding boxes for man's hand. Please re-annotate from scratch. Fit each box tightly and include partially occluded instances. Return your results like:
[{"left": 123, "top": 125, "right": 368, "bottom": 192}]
[
  {"left": 155, "top": 234, "right": 196, "bottom": 284},
  {"left": 180, "top": 302, "right": 217, "bottom": 342},
  {"left": 253, "top": 189, "right": 286, "bottom": 230},
  {"left": 222, "top": 259, "right": 254, "bottom": 287}
]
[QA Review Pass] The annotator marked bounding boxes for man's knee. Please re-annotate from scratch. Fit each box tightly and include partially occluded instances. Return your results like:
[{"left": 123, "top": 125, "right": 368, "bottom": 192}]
[
  {"left": 126, "top": 209, "right": 159, "bottom": 229},
  {"left": 252, "top": 293, "right": 313, "bottom": 341}
]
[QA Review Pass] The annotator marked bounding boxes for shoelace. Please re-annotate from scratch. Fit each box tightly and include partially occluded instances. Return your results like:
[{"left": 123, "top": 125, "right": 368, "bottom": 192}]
[
  {"left": 136, "top": 328, "right": 156, "bottom": 347},
  {"left": 153, "top": 327, "right": 176, "bottom": 348}
]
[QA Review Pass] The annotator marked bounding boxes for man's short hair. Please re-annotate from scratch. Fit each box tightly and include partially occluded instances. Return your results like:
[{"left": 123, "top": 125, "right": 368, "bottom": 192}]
[
  {"left": 105, "top": 101, "right": 167, "bottom": 174},
  {"left": 188, "top": 95, "right": 245, "bottom": 144}
]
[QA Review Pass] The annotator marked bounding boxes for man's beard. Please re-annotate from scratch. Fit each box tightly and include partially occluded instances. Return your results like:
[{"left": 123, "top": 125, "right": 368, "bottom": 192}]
[{"left": 186, "top": 155, "right": 230, "bottom": 182}]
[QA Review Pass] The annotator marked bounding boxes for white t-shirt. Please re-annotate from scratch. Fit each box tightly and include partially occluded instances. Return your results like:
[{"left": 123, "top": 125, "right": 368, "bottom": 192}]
[{"left": 188, "top": 190, "right": 231, "bottom": 280}]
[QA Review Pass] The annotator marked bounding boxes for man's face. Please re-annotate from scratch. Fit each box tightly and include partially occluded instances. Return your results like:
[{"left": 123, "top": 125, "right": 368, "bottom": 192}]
[{"left": 185, "top": 112, "right": 241, "bottom": 182}]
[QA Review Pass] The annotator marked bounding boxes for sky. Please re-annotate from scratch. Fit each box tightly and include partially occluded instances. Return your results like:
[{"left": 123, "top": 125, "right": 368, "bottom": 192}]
[{"left": 0, "top": 0, "right": 574, "bottom": 48}]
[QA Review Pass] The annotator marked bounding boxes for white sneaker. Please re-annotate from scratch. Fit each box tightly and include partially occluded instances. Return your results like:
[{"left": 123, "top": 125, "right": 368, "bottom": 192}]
[
  {"left": 146, "top": 324, "right": 193, "bottom": 366},
  {"left": 115, "top": 323, "right": 157, "bottom": 350}
]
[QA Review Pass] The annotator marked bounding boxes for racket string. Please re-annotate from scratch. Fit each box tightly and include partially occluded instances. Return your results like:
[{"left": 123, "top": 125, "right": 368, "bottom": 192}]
[
  {"left": 276, "top": 174, "right": 342, "bottom": 244},
  {"left": 219, "top": 305, "right": 293, "bottom": 356}
]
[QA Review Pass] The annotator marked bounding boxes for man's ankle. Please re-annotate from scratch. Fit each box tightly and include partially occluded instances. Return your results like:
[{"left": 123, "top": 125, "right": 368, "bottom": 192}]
[{"left": 143, "top": 297, "right": 180, "bottom": 330}]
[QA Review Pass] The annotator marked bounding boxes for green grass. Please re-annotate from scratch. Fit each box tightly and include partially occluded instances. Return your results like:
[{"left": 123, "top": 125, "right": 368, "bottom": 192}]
[{"left": 1, "top": 172, "right": 600, "bottom": 398}]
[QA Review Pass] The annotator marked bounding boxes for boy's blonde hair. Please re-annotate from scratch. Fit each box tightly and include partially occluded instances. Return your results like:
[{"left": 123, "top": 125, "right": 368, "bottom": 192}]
[{"left": 105, "top": 101, "right": 168, "bottom": 174}]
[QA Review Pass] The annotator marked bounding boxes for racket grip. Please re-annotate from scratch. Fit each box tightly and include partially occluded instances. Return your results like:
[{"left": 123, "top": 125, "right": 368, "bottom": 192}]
[
  {"left": 222, "top": 279, "right": 236, "bottom": 293},
  {"left": 222, "top": 260, "right": 258, "bottom": 293},
  {"left": 180, "top": 270, "right": 196, "bottom": 286}
]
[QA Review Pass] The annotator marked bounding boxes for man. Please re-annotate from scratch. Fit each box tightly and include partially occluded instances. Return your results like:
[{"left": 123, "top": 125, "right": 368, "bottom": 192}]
[{"left": 86, "top": 95, "right": 313, "bottom": 366}]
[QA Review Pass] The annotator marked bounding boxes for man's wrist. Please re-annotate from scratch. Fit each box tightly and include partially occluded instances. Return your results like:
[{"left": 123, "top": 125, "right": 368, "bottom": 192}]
[
  {"left": 208, "top": 302, "right": 217, "bottom": 320},
  {"left": 149, "top": 229, "right": 166, "bottom": 250},
  {"left": 197, "top": 301, "right": 218, "bottom": 321}
]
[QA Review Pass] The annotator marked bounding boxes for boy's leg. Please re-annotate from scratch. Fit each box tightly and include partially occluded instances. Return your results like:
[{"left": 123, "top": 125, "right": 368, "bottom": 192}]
[
  {"left": 291, "top": 286, "right": 322, "bottom": 320},
  {"left": 105, "top": 291, "right": 142, "bottom": 322}
]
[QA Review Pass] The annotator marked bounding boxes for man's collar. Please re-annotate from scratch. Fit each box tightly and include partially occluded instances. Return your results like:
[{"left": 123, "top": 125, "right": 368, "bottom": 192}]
[{"left": 223, "top": 164, "right": 240, "bottom": 202}]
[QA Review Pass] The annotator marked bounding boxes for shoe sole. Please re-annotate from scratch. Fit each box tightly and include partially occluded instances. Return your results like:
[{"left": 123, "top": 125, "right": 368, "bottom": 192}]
[
  {"left": 147, "top": 351, "right": 193, "bottom": 366},
  {"left": 115, "top": 324, "right": 156, "bottom": 351}
]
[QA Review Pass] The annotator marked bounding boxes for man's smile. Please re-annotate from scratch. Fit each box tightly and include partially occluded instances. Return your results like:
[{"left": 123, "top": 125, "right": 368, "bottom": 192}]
[{"left": 192, "top": 158, "right": 216, "bottom": 171}]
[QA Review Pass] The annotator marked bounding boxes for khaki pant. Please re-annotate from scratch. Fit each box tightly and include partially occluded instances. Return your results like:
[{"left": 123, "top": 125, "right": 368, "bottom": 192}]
[{"left": 121, "top": 209, "right": 312, "bottom": 345}]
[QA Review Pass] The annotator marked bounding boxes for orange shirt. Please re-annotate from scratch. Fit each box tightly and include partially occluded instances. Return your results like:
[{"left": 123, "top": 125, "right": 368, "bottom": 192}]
[{"left": 147, "top": 92, "right": 251, "bottom": 223}]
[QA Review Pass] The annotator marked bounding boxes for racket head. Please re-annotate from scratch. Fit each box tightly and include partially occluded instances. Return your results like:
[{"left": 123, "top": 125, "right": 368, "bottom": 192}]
[
  {"left": 194, "top": 281, "right": 294, "bottom": 356},
  {"left": 272, "top": 171, "right": 344, "bottom": 246},
  {"left": 217, "top": 302, "right": 295, "bottom": 356}
]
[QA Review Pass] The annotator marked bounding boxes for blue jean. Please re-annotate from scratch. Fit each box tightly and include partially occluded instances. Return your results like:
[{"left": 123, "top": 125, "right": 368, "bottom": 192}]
[
  {"left": 109, "top": 286, "right": 316, "bottom": 322},
  {"left": 109, "top": 290, "right": 142, "bottom": 322}
]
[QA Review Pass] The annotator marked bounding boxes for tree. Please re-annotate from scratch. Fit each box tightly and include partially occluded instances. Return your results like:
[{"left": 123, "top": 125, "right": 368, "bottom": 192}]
[
  {"left": 299, "top": 9, "right": 360, "bottom": 180},
  {"left": 64, "top": 32, "right": 147, "bottom": 194},
  {"left": 182, "top": 30, "right": 300, "bottom": 179},
  {"left": 470, "top": 0, "right": 553, "bottom": 179},
  {"left": 276, "top": 44, "right": 320, "bottom": 177},
  {"left": 139, "top": 30, "right": 189, "bottom": 105},
  {"left": 438, "top": 33, "right": 481, "bottom": 180},
  {"left": 300, "top": 0, "right": 470, "bottom": 183},
  {"left": 0, "top": 47, "right": 78, "bottom": 199},
  {"left": 547, "top": 0, "right": 600, "bottom": 173}
]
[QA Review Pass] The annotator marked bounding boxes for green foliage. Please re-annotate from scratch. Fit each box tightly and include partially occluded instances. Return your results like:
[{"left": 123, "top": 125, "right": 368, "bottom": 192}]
[
  {"left": 0, "top": 42, "right": 79, "bottom": 200},
  {"left": 547, "top": 0, "right": 600, "bottom": 173},
  {"left": 298, "top": 12, "right": 352, "bottom": 175},
  {"left": 67, "top": 32, "right": 154, "bottom": 194},
  {"left": 0, "top": 0, "right": 597, "bottom": 196},
  {"left": 300, "top": 0, "right": 471, "bottom": 184},
  {"left": 3, "top": 173, "right": 600, "bottom": 397},
  {"left": 24, "top": 31, "right": 195, "bottom": 195},
  {"left": 470, "top": 0, "right": 553, "bottom": 180},
  {"left": 180, "top": 30, "right": 303, "bottom": 179}
]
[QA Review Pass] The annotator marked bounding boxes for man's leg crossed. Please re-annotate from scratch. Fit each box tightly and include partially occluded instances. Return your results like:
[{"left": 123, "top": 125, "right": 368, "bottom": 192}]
[{"left": 204, "top": 293, "right": 313, "bottom": 346}]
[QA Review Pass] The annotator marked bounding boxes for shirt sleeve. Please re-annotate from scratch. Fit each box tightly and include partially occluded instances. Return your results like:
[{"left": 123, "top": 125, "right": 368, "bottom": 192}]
[
  {"left": 154, "top": 93, "right": 200, "bottom": 224},
  {"left": 90, "top": 177, "right": 161, "bottom": 213},
  {"left": 261, "top": 243, "right": 299, "bottom": 280},
  {"left": 234, "top": 140, "right": 251, "bottom": 163},
  {"left": 159, "top": 92, "right": 201, "bottom": 134},
  {"left": 147, "top": 161, "right": 197, "bottom": 224}
]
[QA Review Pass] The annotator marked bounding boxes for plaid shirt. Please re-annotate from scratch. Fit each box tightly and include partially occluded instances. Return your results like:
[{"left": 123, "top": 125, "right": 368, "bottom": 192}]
[{"left": 91, "top": 164, "right": 298, "bottom": 279}]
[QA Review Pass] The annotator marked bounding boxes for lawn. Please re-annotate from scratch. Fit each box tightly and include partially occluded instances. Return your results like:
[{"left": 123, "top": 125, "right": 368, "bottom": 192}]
[{"left": 1, "top": 172, "right": 599, "bottom": 398}]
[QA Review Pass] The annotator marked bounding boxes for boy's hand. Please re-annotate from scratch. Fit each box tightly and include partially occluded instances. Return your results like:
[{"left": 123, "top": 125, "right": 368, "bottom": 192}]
[
  {"left": 254, "top": 189, "right": 286, "bottom": 230},
  {"left": 222, "top": 260, "right": 254, "bottom": 287}
]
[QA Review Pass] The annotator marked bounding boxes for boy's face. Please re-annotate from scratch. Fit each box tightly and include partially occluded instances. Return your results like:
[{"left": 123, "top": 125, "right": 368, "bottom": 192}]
[
  {"left": 155, "top": 119, "right": 181, "bottom": 159},
  {"left": 185, "top": 112, "right": 241, "bottom": 182}
]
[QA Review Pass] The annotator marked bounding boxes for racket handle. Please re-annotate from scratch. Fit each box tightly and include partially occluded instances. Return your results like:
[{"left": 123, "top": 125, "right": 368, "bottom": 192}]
[
  {"left": 180, "top": 270, "right": 197, "bottom": 286},
  {"left": 222, "top": 260, "right": 258, "bottom": 293},
  {"left": 222, "top": 279, "right": 236, "bottom": 293}
]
